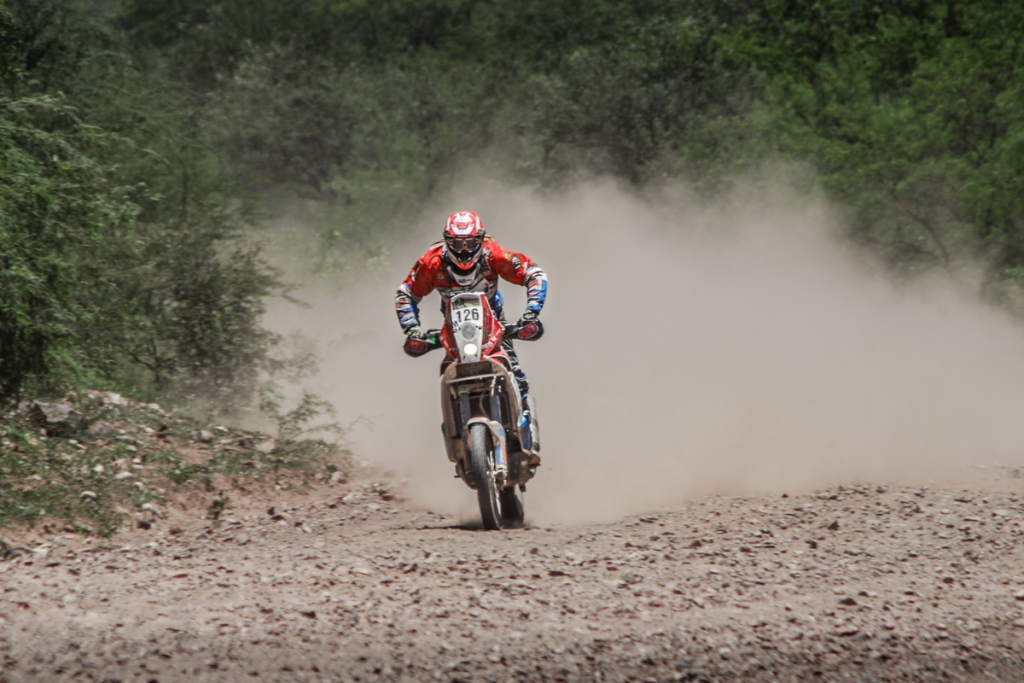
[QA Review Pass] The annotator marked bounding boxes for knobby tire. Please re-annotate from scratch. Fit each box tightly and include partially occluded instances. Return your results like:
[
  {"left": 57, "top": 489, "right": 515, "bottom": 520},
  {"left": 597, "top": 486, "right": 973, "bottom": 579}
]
[{"left": 469, "top": 423, "right": 502, "bottom": 530}]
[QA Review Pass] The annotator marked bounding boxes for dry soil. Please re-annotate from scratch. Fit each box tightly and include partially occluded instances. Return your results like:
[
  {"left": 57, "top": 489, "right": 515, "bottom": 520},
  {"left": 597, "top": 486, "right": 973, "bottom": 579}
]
[{"left": 4, "top": 468, "right": 1024, "bottom": 682}]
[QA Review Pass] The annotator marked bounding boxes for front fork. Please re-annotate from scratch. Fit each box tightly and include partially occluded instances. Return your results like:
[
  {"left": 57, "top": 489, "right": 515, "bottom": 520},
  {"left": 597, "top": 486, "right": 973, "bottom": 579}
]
[{"left": 459, "top": 380, "right": 508, "bottom": 483}]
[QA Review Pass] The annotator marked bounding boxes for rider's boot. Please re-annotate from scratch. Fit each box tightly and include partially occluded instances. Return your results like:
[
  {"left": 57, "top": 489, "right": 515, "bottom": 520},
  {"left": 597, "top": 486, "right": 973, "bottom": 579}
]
[
  {"left": 524, "top": 404, "right": 541, "bottom": 469},
  {"left": 508, "top": 356, "right": 541, "bottom": 469},
  {"left": 517, "top": 384, "right": 541, "bottom": 469}
]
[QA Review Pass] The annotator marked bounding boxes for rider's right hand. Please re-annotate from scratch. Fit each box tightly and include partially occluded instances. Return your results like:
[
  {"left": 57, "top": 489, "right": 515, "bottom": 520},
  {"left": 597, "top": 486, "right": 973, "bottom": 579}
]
[{"left": 406, "top": 326, "right": 440, "bottom": 342}]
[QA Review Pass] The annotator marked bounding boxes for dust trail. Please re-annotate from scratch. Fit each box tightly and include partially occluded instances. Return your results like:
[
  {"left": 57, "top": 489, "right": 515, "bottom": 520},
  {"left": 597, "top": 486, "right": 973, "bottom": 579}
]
[{"left": 266, "top": 181, "right": 1024, "bottom": 525}]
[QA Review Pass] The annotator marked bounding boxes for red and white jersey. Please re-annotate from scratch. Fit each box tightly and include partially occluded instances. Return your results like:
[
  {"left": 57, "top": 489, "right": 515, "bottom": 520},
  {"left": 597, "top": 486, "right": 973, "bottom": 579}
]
[{"left": 395, "top": 237, "right": 547, "bottom": 330}]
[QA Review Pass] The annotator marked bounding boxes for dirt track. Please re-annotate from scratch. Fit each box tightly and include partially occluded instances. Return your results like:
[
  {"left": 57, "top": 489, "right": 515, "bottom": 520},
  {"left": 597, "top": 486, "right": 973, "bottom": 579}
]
[{"left": 3, "top": 471, "right": 1024, "bottom": 682}]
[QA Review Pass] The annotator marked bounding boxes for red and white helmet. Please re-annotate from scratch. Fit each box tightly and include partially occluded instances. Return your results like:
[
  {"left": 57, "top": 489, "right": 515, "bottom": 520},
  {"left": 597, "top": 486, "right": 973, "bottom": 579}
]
[{"left": 443, "top": 211, "right": 485, "bottom": 270}]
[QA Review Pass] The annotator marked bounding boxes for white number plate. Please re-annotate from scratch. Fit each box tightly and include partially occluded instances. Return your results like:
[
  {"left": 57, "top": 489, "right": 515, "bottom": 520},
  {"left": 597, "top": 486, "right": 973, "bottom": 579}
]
[{"left": 451, "top": 298, "right": 483, "bottom": 333}]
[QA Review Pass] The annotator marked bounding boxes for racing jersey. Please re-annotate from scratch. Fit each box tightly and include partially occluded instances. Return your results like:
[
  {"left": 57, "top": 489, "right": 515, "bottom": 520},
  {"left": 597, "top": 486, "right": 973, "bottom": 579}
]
[{"left": 395, "top": 237, "right": 547, "bottom": 331}]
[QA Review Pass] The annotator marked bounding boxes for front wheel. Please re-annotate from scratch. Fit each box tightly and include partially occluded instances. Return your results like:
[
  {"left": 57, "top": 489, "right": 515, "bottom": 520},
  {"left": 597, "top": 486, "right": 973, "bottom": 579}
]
[{"left": 469, "top": 423, "right": 501, "bottom": 530}]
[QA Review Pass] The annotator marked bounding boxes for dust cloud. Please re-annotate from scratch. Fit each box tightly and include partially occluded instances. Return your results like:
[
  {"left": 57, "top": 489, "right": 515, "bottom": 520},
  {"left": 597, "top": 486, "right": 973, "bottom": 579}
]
[{"left": 266, "top": 181, "right": 1024, "bottom": 525}]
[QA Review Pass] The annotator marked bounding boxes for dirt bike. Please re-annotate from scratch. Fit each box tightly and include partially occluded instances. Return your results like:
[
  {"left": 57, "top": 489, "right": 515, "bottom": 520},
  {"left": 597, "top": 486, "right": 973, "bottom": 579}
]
[{"left": 405, "top": 292, "right": 542, "bottom": 530}]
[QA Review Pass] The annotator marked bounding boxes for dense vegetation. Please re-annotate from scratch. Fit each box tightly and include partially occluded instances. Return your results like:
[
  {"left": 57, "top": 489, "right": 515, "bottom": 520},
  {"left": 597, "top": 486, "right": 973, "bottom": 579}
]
[{"left": 2, "top": 0, "right": 1023, "bottom": 404}]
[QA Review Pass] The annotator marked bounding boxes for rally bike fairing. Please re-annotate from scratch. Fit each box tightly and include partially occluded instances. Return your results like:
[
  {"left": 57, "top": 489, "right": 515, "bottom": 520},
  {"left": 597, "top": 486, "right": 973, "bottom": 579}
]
[{"left": 440, "top": 290, "right": 503, "bottom": 363}]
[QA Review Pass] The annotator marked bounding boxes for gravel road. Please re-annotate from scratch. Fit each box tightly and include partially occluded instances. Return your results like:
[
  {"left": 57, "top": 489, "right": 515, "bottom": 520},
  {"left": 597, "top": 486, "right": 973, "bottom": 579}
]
[{"left": 3, "top": 475, "right": 1024, "bottom": 682}]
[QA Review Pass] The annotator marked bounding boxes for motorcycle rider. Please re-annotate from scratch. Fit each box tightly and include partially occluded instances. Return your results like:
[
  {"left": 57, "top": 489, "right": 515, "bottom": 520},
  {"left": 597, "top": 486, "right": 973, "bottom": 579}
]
[{"left": 395, "top": 210, "right": 547, "bottom": 422}]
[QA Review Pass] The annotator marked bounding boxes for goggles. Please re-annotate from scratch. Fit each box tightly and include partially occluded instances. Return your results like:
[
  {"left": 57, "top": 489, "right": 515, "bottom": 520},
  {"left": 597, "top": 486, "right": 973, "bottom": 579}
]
[{"left": 446, "top": 234, "right": 482, "bottom": 252}]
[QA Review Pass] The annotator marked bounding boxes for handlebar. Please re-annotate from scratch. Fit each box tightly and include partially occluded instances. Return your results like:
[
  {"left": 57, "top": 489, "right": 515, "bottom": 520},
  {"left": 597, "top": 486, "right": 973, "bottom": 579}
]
[{"left": 405, "top": 320, "right": 544, "bottom": 358}]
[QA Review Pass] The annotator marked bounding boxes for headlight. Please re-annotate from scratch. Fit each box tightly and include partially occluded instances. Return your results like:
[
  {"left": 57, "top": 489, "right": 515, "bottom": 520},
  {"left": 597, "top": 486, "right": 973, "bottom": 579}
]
[{"left": 462, "top": 342, "right": 479, "bottom": 357}]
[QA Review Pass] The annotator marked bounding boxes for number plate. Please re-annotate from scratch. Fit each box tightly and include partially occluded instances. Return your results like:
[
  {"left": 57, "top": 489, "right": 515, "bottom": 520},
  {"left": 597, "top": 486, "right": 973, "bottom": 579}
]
[{"left": 451, "top": 298, "right": 483, "bottom": 333}]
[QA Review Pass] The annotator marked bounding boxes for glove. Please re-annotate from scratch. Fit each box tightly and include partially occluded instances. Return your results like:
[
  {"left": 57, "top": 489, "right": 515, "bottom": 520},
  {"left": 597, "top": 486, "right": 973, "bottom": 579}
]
[
  {"left": 403, "top": 327, "right": 441, "bottom": 357},
  {"left": 517, "top": 310, "right": 540, "bottom": 327},
  {"left": 404, "top": 326, "right": 431, "bottom": 341},
  {"left": 508, "top": 312, "right": 544, "bottom": 341},
  {"left": 405, "top": 326, "right": 441, "bottom": 344}
]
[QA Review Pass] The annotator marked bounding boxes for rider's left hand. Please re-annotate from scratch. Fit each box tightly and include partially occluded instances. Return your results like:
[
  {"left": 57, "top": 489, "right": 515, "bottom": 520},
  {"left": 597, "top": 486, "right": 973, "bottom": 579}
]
[
  {"left": 509, "top": 311, "right": 544, "bottom": 341},
  {"left": 517, "top": 310, "right": 540, "bottom": 327}
]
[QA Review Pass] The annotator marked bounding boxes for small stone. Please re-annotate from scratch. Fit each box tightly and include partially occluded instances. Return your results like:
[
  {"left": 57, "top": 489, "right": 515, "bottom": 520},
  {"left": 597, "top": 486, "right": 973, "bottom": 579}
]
[
  {"left": 29, "top": 401, "right": 83, "bottom": 436},
  {"left": 827, "top": 520, "right": 840, "bottom": 531},
  {"left": 839, "top": 596, "right": 857, "bottom": 606},
  {"left": 255, "top": 440, "right": 276, "bottom": 454},
  {"left": 330, "top": 471, "right": 346, "bottom": 484},
  {"left": 1015, "top": 589, "right": 1024, "bottom": 601},
  {"left": 80, "top": 491, "right": 97, "bottom": 499},
  {"left": 236, "top": 533, "right": 250, "bottom": 545},
  {"left": 115, "top": 472, "right": 132, "bottom": 480},
  {"left": 103, "top": 392, "right": 128, "bottom": 408},
  {"left": 191, "top": 429, "right": 214, "bottom": 444},
  {"left": 88, "top": 420, "right": 113, "bottom": 436}
]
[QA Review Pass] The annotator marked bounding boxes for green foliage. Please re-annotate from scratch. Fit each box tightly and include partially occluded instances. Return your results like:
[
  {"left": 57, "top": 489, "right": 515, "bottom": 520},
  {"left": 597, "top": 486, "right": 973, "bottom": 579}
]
[
  {"left": 723, "top": 1, "right": 1024, "bottom": 297},
  {"left": 0, "top": 93, "right": 138, "bottom": 397},
  {"left": 0, "top": 0, "right": 294, "bottom": 410},
  {"left": 114, "top": 0, "right": 764, "bottom": 269},
  {"left": 5, "top": 0, "right": 1024, "bottom": 407},
  {"left": 206, "top": 495, "right": 228, "bottom": 520},
  {"left": 259, "top": 387, "right": 343, "bottom": 443},
  {"left": 519, "top": 12, "right": 756, "bottom": 187}
]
